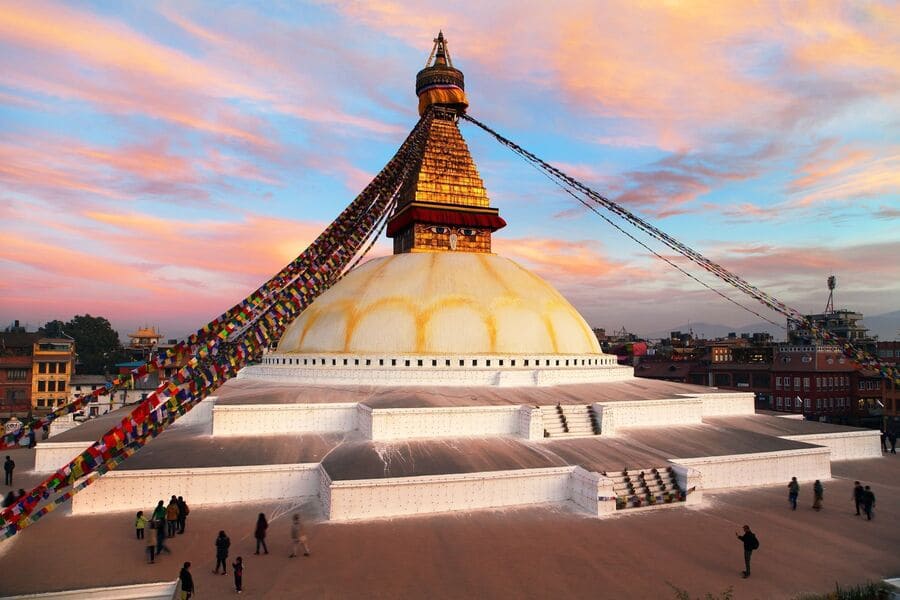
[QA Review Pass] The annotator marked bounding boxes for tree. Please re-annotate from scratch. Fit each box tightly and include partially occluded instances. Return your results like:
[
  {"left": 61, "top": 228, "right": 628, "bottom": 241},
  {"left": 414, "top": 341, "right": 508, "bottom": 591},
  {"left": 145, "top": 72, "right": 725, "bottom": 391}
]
[
  {"left": 39, "top": 320, "right": 66, "bottom": 338},
  {"left": 42, "top": 315, "right": 127, "bottom": 375}
]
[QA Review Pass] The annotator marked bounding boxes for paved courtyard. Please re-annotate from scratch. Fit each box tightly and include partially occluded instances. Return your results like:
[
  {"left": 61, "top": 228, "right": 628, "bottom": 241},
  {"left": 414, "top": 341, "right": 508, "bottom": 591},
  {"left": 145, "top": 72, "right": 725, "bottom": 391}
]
[{"left": 1, "top": 454, "right": 898, "bottom": 599}]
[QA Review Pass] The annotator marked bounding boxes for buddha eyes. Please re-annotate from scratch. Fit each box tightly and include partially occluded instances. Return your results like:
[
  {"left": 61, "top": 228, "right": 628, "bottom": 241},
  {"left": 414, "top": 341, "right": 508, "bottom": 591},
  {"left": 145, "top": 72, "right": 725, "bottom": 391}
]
[{"left": 429, "top": 226, "right": 477, "bottom": 236}]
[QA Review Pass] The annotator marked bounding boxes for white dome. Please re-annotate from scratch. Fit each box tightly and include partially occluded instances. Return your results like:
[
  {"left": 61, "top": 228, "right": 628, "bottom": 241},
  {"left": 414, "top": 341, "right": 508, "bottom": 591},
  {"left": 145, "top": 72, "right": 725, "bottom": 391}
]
[{"left": 278, "top": 252, "right": 601, "bottom": 355}]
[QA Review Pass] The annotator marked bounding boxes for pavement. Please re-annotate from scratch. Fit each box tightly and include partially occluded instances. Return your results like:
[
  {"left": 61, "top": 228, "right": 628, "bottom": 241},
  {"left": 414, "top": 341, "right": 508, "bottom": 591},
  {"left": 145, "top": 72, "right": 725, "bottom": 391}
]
[
  {"left": 1, "top": 455, "right": 898, "bottom": 599},
  {"left": 216, "top": 377, "right": 721, "bottom": 409}
]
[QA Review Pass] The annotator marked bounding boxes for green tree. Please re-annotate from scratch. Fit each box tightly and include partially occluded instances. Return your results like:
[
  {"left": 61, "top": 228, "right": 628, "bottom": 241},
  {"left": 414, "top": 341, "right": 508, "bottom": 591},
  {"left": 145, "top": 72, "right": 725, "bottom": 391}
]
[
  {"left": 42, "top": 315, "right": 127, "bottom": 375},
  {"left": 39, "top": 320, "right": 66, "bottom": 338}
]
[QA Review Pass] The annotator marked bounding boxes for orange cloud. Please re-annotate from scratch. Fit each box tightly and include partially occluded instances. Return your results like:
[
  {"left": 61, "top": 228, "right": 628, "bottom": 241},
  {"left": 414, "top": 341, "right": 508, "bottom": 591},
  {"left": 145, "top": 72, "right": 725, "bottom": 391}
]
[{"left": 495, "top": 237, "right": 645, "bottom": 281}]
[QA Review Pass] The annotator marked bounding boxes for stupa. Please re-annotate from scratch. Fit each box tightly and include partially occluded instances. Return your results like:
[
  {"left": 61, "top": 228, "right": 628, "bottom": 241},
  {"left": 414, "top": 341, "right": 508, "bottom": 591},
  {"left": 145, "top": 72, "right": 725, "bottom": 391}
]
[{"left": 32, "top": 32, "right": 881, "bottom": 529}]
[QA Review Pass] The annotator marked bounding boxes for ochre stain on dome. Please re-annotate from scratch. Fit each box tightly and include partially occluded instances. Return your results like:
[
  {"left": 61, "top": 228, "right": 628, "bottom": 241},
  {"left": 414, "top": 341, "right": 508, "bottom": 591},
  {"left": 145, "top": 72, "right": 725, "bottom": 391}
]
[{"left": 278, "top": 253, "right": 601, "bottom": 356}]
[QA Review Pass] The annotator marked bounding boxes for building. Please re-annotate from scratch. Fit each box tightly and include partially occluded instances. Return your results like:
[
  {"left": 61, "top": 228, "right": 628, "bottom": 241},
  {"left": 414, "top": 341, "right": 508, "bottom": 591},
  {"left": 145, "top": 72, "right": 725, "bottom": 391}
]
[
  {"left": 875, "top": 341, "right": 899, "bottom": 426},
  {"left": 0, "top": 331, "right": 40, "bottom": 417},
  {"left": 771, "top": 344, "right": 856, "bottom": 421},
  {"left": 124, "top": 326, "right": 161, "bottom": 362},
  {"left": 30, "top": 337, "right": 75, "bottom": 413}
]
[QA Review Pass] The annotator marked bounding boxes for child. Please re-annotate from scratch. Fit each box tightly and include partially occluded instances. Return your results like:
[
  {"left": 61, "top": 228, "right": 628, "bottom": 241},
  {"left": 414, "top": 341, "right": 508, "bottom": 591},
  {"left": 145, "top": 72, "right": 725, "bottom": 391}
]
[
  {"left": 232, "top": 556, "right": 243, "bottom": 593},
  {"left": 135, "top": 511, "right": 147, "bottom": 540}
]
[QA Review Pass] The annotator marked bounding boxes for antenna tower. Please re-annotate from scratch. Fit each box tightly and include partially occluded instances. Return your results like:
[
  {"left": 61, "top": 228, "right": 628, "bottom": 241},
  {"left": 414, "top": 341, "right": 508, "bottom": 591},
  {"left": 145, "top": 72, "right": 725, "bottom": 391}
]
[{"left": 825, "top": 275, "right": 836, "bottom": 314}]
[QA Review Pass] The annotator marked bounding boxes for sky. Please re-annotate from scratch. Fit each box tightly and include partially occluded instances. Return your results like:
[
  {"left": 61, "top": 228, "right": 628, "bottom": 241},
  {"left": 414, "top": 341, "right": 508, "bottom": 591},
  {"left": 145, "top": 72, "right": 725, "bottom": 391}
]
[{"left": 1, "top": 0, "right": 898, "bottom": 341}]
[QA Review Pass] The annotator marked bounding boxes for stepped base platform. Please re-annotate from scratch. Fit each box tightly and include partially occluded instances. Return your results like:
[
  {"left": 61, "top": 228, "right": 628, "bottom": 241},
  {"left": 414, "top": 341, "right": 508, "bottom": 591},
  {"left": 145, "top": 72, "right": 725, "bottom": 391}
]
[{"left": 30, "top": 377, "right": 880, "bottom": 523}]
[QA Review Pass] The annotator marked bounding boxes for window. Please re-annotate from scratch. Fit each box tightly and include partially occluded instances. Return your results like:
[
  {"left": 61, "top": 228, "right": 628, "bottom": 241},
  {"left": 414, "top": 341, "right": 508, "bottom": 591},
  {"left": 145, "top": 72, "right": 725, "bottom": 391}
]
[
  {"left": 58, "top": 381, "right": 65, "bottom": 392},
  {"left": 804, "top": 398, "right": 810, "bottom": 409},
  {"left": 776, "top": 397, "right": 783, "bottom": 407},
  {"left": 524, "top": 360, "right": 530, "bottom": 367},
  {"left": 793, "top": 377, "right": 801, "bottom": 390},
  {"left": 39, "top": 362, "right": 47, "bottom": 374},
  {"left": 816, "top": 377, "right": 822, "bottom": 389},
  {"left": 48, "top": 362, "right": 57, "bottom": 374},
  {"left": 816, "top": 398, "right": 822, "bottom": 409},
  {"left": 47, "top": 381, "right": 56, "bottom": 392},
  {"left": 486, "top": 360, "right": 491, "bottom": 367},
  {"left": 776, "top": 376, "right": 782, "bottom": 389},
  {"left": 6, "top": 369, "right": 27, "bottom": 381},
  {"left": 803, "top": 377, "right": 810, "bottom": 389},
  {"left": 38, "top": 380, "right": 46, "bottom": 392},
  {"left": 431, "top": 360, "right": 437, "bottom": 367}
]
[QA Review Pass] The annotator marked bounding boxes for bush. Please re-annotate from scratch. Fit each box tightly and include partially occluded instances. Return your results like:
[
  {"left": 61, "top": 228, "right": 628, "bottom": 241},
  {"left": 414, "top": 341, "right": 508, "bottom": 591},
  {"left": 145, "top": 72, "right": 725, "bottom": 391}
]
[{"left": 792, "top": 581, "right": 893, "bottom": 600}]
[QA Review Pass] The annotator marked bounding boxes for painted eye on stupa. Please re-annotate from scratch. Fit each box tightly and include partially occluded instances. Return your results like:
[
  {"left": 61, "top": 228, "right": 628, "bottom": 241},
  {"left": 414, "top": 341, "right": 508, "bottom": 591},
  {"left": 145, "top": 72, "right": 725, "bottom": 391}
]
[
  {"left": 459, "top": 228, "right": 477, "bottom": 237},
  {"left": 430, "top": 226, "right": 450, "bottom": 234}
]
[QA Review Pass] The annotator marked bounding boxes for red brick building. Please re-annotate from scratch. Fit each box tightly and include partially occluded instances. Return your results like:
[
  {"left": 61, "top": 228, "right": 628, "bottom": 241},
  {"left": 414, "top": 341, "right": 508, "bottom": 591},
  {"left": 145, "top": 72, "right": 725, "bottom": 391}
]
[
  {"left": 0, "top": 332, "right": 41, "bottom": 416},
  {"left": 771, "top": 345, "right": 856, "bottom": 421}
]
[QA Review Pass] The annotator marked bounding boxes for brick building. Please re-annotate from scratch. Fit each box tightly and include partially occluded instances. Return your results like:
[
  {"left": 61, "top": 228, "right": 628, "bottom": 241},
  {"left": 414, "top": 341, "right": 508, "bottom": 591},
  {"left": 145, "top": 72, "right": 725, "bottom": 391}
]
[
  {"left": 771, "top": 344, "right": 856, "bottom": 421},
  {"left": 0, "top": 332, "right": 40, "bottom": 416}
]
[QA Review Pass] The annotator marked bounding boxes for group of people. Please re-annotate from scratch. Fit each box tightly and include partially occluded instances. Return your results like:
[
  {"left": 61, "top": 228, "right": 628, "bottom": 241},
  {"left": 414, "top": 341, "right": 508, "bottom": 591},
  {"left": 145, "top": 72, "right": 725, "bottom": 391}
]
[
  {"left": 786, "top": 476, "right": 876, "bottom": 518},
  {"left": 852, "top": 481, "right": 877, "bottom": 520},
  {"left": 136, "top": 495, "right": 190, "bottom": 564},
  {"left": 739, "top": 477, "right": 881, "bottom": 579},
  {"left": 174, "top": 512, "right": 312, "bottom": 596},
  {"left": 786, "top": 476, "right": 825, "bottom": 511},
  {"left": 2, "top": 487, "right": 27, "bottom": 508}
]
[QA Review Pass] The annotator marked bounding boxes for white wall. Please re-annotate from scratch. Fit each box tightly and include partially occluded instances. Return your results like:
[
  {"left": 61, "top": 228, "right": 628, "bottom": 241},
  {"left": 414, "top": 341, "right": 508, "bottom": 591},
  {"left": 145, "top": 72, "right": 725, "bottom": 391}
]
[
  {"left": 71, "top": 463, "right": 321, "bottom": 515},
  {"left": 782, "top": 430, "right": 881, "bottom": 461},
  {"left": 212, "top": 403, "right": 358, "bottom": 436},
  {"left": 367, "top": 405, "right": 521, "bottom": 440},
  {"left": 0, "top": 581, "right": 177, "bottom": 600},
  {"left": 696, "top": 392, "right": 756, "bottom": 417},
  {"left": 327, "top": 467, "right": 577, "bottom": 520},
  {"left": 596, "top": 398, "right": 702, "bottom": 435},
  {"left": 240, "top": 353, "right": 632, "bottom": 388},
  {"left": 34, "top": 441, "right": 90, "bottom": 473},
  {"left": 671, "top": 447, "right": 831, "bottom": 490}
]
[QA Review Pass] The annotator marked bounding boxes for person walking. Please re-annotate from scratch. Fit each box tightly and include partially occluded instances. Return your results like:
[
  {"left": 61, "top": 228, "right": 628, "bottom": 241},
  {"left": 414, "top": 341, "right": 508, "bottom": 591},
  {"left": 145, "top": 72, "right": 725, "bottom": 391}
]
[
  {"left": 889, "top": 430, "right": 897, "bottom": 454},
  {"left": 146, "top": 524, "right": 157, "bottom": 564},
  {"left": 787, "top": 477, "right": 799, "bottom": 510},
  {"left": 862, "top": 485, "right": 876, "bottom": 520},
  {"left": 254, "top": 513, "right": 269, "bottom": 555},
  {"left": 156, "top": 520, "right": 172, "bottom": 556},
  {"left": 735, "top": 525, "right": 759, "bottom": 578},
  {"left": 812, "top": 479, "right": 824, "bottom": 511},
  {"left": 4, "top": 455, "right": 14, "bottom": 486},
  {"left": 214, "top": 530, "right": 231, "bottom": 574},
  {"left": 853, "top": 481, "right": 864, "bottom": 516},
  {"left": 135, "top": 510, "right": 147, "bottom": 540},
  {"left": 232, "top": 556, "right": 243, "bottom": 594},
  {"left": 176, "top": 496, "right": 189, "bottom": 534},
  {"left": 881, "top": 427, "right": 888, "bottom": 452},
  {"left": 166, "top": 496, "right": 180, "bottom": 537},
  {"left": 179, "top": 562, "right": 195, "bottom": 600},
  {"left": 289, "top": 513, "right": 311, "bottom": 558}
]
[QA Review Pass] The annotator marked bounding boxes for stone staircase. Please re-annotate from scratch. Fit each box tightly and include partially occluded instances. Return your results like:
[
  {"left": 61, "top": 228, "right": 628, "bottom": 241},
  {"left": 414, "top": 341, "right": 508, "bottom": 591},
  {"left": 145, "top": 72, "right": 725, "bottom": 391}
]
[
  {"left": 605, "top": 466, "right": 686, "bottom": 510},
  {"left": 541, "top": 404, "right": 601, "bottom": 438}
]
